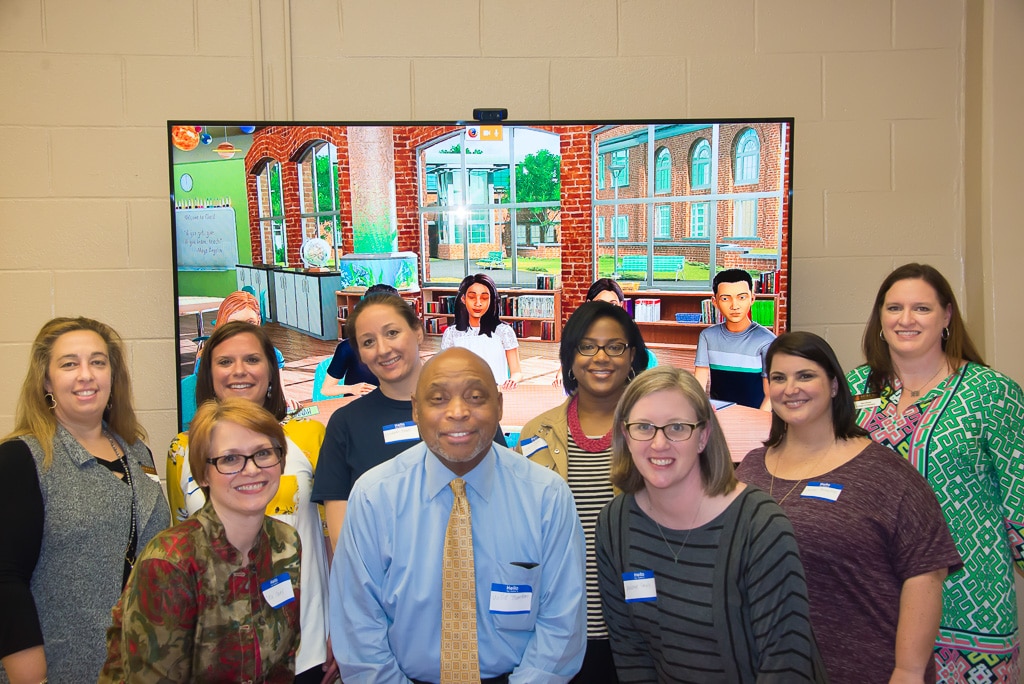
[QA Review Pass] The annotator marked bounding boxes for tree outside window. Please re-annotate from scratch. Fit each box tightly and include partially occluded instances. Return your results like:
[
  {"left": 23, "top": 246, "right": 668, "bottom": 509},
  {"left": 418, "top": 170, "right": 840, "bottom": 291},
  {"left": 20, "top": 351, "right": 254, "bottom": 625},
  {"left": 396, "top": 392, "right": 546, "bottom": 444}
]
[
  {"left": 298, "top": 141, "right": 341, "bottom": 266},
  {"left": 255, "top": 161, "right": 286, "bottom": 265}
]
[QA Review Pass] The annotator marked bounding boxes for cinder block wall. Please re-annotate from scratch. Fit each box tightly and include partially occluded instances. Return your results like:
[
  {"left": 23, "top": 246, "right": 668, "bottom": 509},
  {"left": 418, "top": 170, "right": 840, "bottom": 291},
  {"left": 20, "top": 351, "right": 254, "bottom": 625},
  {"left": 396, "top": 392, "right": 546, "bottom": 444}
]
[{"left": 1, "top": 0, "right": 1022, "bottom": 471}]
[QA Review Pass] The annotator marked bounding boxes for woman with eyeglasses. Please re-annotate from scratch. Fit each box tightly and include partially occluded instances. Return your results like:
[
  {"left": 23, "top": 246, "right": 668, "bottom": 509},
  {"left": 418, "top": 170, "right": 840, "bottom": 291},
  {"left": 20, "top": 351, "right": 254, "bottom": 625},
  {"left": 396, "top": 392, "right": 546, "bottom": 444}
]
[
  {"left": 101, "top": 399, "right": 301, "bottom": 682},
  {"left": 596, "top": 366, "right": 828, "bottom": 682},
  {"left": 516, "top": 301, "right": 649, "bottom": 683},
  {"left": 167, "top": 321, "right": 332, "bottom": 684},
  {"left": 552, "top": 280, "right": 658, "bottom": 387},
  {"left": 736, "top": 332, "right": 961, "bottom": 683}
]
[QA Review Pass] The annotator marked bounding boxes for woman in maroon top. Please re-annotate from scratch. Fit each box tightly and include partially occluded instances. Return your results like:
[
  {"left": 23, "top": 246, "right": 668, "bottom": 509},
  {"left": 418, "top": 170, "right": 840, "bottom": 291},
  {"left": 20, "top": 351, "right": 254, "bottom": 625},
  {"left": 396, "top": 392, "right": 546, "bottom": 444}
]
[{"left": 736, "top": 331, "right": 962, "bottom": 683}]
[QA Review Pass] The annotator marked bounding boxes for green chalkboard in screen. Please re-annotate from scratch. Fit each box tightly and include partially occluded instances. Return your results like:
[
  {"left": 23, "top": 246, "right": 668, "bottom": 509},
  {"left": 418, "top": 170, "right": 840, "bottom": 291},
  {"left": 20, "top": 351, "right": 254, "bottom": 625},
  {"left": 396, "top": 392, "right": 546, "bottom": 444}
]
[{"left": 175, "top": 207, "right": 240, "bottom": 271}]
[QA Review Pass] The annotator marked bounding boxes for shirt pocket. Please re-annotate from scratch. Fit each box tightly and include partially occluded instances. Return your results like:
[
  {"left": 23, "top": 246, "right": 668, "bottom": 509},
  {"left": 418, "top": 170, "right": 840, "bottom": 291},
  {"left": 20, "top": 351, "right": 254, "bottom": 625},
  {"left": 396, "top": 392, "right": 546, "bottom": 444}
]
[{"left": 489, "top": 563, "right": 540, "bottom": 632}]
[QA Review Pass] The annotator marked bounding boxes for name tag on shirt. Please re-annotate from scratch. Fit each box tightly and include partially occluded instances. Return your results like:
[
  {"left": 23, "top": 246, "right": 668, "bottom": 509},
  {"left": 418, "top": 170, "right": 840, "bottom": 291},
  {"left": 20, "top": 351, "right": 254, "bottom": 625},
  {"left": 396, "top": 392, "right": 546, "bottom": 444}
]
[
  {"left": 489, "top": 583, "right": 533, "bottom": 614},
  {"left": 293, "top": 405, "right": 320, "bottom": 419},
  {"left": 801, "top": 482, "right": 843, "bottom": 502},
  {"left": 141, "top": 464, "right": 161, "bottom": 484},
  {"left": 382, "top": 421, "right": 419, "bottom": 445},
  {"left": 261, "top": 573, "right": 296, "bottom": 609},
  {"left": 622, "top": 570, "right": 657, "bottom": 603},
  {"left": 852, "top": 393, "right": 881, "bottom": 410},
  {"left": 520, "top": 436, "right": 547, "bottom": 458}
]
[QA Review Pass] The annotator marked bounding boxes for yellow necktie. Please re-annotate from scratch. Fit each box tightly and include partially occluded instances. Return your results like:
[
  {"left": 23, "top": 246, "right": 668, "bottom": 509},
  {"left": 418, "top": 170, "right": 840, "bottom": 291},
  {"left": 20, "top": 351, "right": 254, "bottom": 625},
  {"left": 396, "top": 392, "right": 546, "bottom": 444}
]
[{"left": 441, "top": 478, "right": 480, "bottom": 683}]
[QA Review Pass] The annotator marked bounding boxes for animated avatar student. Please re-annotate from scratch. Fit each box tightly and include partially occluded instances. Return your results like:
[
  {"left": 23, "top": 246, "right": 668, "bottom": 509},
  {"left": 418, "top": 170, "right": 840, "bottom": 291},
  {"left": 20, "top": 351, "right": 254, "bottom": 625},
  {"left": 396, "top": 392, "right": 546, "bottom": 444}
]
[{"left": 693, "top": 268, "right": 775, "bottom": 410}]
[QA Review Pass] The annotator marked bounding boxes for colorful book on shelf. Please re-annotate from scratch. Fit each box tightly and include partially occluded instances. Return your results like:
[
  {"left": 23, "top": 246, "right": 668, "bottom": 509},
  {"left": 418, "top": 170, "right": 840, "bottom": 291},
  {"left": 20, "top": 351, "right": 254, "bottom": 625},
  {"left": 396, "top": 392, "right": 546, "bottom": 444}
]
[
  {"left": 634, "top": 298, "right": 661, "bottom": 323},
  {"left": 756, "top": 270, "right": 779, "bottom": 294}
]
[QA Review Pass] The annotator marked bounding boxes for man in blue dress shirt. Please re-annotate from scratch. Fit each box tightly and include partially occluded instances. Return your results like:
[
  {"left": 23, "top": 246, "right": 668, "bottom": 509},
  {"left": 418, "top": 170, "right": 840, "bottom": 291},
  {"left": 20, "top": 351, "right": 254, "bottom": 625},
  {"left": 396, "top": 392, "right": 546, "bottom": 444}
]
[{"left": 332, "top": 348, "right": 586, "bottom": 683}]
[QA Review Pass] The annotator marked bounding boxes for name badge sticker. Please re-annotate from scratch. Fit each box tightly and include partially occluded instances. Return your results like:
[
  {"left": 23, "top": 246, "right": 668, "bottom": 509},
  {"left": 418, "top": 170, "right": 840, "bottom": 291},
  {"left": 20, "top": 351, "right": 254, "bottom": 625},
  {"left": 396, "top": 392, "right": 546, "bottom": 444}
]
[
  {"left": 140, "top": 464, "right": 161, "bottom": 484},
  {"left": 520, "top": 436, "right": 548, "bottom": 458},
  {"left": 622, "top": 570, "right": 657, "bottom": 603},
  {"left": 382, "top": 421, "right": 419, "bottom": 445},
  {"left": 853, "top": 393, "right": 882, "bottom": 411},
  {"left": 801, "top": 481, "right": 844, "bottom": 502},
  {"left": 261, "top": 573, "right": 296, "bottom": 609},
  {"left": 489, "top": 583, "right": 533, "bottom": 614}
]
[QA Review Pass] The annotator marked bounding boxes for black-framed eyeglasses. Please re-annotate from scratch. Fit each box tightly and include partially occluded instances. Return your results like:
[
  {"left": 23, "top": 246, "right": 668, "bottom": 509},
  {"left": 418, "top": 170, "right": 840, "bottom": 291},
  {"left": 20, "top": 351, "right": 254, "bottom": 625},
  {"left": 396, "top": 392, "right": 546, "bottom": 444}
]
[
  {"left": 577, "top": 342, "right": 629, "bottom": 357},
  {"left": 624, "top": 421, "right": 704, "bottom": 442},
  {"left": 206, "top": 446, "right": 283, "bottom": 475}
]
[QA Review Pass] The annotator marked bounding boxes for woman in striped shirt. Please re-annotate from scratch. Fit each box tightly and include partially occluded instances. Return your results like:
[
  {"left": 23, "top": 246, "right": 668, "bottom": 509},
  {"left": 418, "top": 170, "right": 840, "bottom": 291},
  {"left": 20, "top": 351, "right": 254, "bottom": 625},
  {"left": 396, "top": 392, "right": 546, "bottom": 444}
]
[
  {"left": 596, "top": 366, "right": 827, "bottom": 683},
  {"left": 517, "top": 301, "right": 650, "bottom": 683}
]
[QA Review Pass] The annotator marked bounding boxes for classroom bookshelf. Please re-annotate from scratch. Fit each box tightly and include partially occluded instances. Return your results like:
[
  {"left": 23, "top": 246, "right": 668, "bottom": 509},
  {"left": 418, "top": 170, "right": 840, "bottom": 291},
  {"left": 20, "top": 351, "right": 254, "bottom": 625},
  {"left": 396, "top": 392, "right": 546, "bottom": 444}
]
[
  {"left": 421, "top": 286, "right": 563, "bottom": 342},
  {"left": 335, "top": 289, "right": 422, "bottom": 339},
  {"left": 625, "top": 291, "right": 780, "bottom": 347}
]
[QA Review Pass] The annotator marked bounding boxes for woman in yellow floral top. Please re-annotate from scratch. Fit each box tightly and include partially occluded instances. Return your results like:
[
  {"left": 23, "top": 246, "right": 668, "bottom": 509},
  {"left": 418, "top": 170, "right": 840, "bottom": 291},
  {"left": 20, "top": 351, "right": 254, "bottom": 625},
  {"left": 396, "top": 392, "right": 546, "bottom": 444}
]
[
  {"left": 167, "top": 321, "right": 330, "bottom": 683},
  {"left": 101, "top": 399, "right": 301, "bottom": 683}
]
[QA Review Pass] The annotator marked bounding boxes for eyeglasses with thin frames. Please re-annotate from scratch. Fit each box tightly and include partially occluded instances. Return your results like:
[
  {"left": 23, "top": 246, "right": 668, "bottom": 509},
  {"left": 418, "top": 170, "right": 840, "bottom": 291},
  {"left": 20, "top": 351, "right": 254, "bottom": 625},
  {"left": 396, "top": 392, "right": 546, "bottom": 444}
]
[
  {"left": 206, "top": 446, "right": 283, "bottom": 475},
  {"left": 624, "top": 421, "right": 705, "bottom": 442},
  {"left": 577, "top": 342, "right": 629, "bottom": 357}
]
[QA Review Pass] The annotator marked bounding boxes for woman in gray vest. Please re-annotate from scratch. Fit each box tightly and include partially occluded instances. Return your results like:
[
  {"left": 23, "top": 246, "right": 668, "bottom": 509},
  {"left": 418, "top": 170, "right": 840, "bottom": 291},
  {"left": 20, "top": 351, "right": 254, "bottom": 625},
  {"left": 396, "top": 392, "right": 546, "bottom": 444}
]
[{"left": 0, "top": 317, "right": 169, "bottom": 683}]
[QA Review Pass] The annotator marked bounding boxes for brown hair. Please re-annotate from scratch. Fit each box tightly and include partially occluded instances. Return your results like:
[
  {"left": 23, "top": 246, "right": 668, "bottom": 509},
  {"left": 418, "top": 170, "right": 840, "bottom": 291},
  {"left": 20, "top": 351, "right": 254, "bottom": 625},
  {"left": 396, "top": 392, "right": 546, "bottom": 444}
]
[
  {"left": 4, "top": 317, "right": 145, "bottom": 468},
  {"left": 862, "top": 263, "right": 985, "bottom": 393},
  {"left": 187, "top": 398, "right": 286, "bottom": 498},
  {"left": 610, "top": 366, "right": 736, "bottom": 496},
  {"left": 195, "top": 321, "right": 287, "bottom": 421},
  {"left": 345, "top": 292, "right": 422, "bottom": 357}
]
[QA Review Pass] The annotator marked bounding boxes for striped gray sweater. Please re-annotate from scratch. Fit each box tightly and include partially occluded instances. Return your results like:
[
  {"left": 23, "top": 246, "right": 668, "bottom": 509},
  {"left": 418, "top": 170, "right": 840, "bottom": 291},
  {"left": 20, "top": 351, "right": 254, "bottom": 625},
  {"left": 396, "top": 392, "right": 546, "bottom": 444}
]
[{"left": 596, "top": 486, "right": 828, "bottom": 683}]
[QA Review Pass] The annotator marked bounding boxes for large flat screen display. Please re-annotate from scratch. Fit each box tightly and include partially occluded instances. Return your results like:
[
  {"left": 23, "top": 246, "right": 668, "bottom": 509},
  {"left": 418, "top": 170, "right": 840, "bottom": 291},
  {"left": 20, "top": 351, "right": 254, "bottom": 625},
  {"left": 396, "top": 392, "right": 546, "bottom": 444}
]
[{"left": 168, "top": 118, "right": 793, "bottom": 454}]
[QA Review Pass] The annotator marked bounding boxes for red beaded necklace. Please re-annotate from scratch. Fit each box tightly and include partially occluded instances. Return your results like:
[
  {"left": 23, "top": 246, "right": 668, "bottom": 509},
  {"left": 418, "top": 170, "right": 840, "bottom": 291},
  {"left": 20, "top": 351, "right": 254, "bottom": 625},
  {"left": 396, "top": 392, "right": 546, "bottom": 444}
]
[{"left": 567, "top": 394, "right": 613, "bottom": 452}]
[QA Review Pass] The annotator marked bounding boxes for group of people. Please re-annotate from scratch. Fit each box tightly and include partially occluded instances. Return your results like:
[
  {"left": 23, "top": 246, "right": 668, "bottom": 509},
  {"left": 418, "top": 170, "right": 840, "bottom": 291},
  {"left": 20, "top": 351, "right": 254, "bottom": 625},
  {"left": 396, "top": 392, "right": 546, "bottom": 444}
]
[{"left": 1, "top": 263, "right": 1022, "bottom": 684}]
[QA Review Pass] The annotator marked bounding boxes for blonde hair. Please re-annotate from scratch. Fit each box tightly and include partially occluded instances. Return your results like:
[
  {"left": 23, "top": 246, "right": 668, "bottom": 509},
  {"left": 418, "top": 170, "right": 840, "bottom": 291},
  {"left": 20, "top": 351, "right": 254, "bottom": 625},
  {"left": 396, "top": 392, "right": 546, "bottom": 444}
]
[
  {"left": 3, "top": 317, "right": 145, "bottom": 468},
  {"left": 187, "top": 398, "right": 286, "bottom": 498},
  {"left": 610, "top": 366, "right": 736, "bottom": 496}
]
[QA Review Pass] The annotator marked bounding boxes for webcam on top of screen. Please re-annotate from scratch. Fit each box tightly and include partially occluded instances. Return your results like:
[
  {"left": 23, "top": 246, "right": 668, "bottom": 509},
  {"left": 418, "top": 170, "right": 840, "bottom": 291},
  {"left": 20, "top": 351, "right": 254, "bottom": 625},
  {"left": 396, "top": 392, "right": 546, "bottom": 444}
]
[{"left": 472, "top": 108, "right": 508, "bottom": 122}]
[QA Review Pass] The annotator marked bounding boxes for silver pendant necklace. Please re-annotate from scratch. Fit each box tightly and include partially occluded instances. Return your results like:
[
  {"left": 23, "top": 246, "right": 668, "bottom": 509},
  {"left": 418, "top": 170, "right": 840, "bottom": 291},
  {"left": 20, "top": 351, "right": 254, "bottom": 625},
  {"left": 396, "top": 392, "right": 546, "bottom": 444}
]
[{"left": 651, "top": 495, "right": 705, "bottom": 563}]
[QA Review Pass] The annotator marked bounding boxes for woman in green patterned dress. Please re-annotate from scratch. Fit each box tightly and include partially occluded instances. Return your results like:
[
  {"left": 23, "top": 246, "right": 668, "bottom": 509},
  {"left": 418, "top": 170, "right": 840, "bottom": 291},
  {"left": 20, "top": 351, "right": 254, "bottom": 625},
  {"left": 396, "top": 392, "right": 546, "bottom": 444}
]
[{"left": 847, "top": 263, "right": 1024, "bottom": 683}]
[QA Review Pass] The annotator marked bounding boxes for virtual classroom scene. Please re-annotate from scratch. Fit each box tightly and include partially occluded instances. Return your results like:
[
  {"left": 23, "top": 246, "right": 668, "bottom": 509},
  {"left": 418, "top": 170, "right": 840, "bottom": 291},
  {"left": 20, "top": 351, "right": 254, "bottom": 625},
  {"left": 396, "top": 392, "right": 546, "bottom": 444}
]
[{"left": 173, "top": 120, "right": 788, "bottom": 449}]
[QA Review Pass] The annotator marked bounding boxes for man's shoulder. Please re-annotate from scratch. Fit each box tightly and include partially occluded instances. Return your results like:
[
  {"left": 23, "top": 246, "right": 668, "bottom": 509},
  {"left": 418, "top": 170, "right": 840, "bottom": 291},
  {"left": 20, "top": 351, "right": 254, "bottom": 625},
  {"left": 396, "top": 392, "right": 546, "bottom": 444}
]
[
  {"left": 748, "top": 322, "right": 777, "bottom": 343},
  {"left": 697, "top": 323, "right": 719, "bottom": 341},
  {"left": 494, "top": 443, "right": 569, "bottom": 490},
  {"left": 700, "top": 322, "right": 728, "bottom": 342}
]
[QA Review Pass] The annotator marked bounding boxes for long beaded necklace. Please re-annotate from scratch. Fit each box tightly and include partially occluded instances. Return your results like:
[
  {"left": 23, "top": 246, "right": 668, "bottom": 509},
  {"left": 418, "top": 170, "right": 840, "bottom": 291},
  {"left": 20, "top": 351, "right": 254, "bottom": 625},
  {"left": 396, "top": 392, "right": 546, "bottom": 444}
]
[{"left": 104, "top": 430, "right": 138, "bottom": 570}]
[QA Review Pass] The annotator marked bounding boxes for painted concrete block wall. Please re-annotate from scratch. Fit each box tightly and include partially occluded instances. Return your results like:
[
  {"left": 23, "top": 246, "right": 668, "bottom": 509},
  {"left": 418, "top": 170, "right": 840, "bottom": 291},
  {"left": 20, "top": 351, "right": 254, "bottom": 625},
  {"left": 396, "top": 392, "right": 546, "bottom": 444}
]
[{"left": 0, "top": 0, "right": 1020, "bottom": 478}]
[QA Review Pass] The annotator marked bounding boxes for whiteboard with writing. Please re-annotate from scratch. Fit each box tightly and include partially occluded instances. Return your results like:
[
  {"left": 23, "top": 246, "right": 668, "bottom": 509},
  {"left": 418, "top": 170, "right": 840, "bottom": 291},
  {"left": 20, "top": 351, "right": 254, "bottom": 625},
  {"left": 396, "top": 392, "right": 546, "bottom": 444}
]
[{"left": 175, "top": 207, "right": 240, "bottom": 271}]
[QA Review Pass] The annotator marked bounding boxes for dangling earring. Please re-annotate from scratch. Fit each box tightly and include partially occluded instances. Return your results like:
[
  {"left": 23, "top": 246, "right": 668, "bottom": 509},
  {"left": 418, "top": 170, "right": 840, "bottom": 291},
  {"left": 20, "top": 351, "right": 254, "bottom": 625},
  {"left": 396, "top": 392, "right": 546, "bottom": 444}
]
[
  {"left": 266, "top": 382, "right": 273, "bottom": 399},
  {"left": 878, "top": 329, "right": 885, "bottom": 342},
  {"left": 942, "top": 327, "right": 950, "bottom": 341},
  {"left": 567, "top": 369, "right": 576, "bottom": 382},
  {"left": 106, "top": 391, "right": 113, "bottom": 410},
  {"left": 627, "top": 367, "right": 637, "bottom": 381},
  {"left": 45, "top": 393, "right": 56, "bottom": 410}
]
